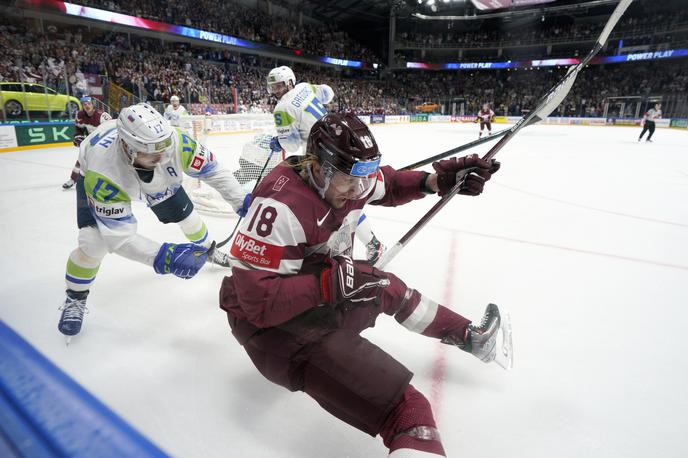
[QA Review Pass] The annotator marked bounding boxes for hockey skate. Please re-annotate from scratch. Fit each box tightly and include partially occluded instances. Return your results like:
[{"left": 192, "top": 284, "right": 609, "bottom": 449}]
[
  {"left": 208, "top": 248, "right": 232, "bottom": 267},
  {"left": 443, "top": 303, "right": 513, "bottom": 370},
  {"left": 58, "top": 290, "right": 89, "bottom": 343},
  {"left": 365, "top": 235, "right": 386, "bottom": 266},
  {"left": 62, "top": 179, "right": 75, "bottom": 190}
]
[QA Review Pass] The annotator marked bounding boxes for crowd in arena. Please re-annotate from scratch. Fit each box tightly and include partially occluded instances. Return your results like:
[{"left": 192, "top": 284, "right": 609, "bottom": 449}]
[
  {"left": 0, "top": 20, "right": 272, "bottom": 111},
  {"left": 1, "top": 15, "right": 687, "bottom": 119},
  {"left": 70, "top": 0, "right": 380, "bottom": 63},
  {"left": 396, "top": 7, "right": 688, "bottom": 49}
]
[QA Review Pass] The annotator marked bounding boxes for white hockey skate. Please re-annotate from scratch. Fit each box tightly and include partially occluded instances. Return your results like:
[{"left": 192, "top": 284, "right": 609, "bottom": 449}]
[
  {"left": 62, "top": 179, "right": 75, "bottom": 190},
  {"left": 443, "top": 303, "right": 513, "bottom": 370}
]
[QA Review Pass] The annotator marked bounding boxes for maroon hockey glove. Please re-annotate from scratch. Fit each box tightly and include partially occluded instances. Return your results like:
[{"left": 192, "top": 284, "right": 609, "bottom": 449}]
[
  {"left": 73, "top": 135, "right": 85, "bottom": 147},
  {"left": 320, "top": 255, "right": 390, "bottom": 307},
  {"left": 432, "top": 154, "right": 500, "bottom": 197}
]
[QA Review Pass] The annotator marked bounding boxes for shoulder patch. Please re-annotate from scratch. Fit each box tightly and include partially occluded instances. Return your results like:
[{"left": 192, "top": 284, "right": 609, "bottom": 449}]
[{"left": 273, "top": 175, "right": 289, "bottom": 191}]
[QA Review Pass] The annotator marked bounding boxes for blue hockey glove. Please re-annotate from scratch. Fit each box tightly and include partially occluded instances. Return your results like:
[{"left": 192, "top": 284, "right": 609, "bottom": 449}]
[
  {"left": 154, "top": 243, "right": 208, "bottom": 279},
  {"left": 237, "top": 193, "right": 252, "bottom": 218},
  {"left": 269, "top": 136, "right": 282, "bottom": 153}
]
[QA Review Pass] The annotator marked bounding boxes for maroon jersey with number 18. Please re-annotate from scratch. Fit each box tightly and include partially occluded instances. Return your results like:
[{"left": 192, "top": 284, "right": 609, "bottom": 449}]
[{"left": 221, "top": 156, "right": 428, "bottom": 328}]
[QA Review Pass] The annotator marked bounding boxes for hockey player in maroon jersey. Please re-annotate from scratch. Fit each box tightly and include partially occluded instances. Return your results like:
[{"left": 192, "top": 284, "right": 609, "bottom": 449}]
[
  {"left": 476, "top": 103, "right": 495, "bottom": 138},
  {"left": 62, "top": 96, "right": 112, "bottom": 189},
  {"left": 220, "top": 113, "right": 505, "bottom": 457}
]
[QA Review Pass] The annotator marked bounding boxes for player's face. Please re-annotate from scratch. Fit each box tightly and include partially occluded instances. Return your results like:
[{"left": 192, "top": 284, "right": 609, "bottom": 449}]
[
  {"left": 268, "top": 82, "right": 289, "bottom": 98},
  {"left": 134, "top": 152, "right": 164, "bottom": 169},
  {"left": 172, "top": 99, "right": 180, "bottom": 108},
  {"left": 83, "top": 101, "right": 94, "bottom": 113},
  {"left": 133, "top": 151, "right": 165, "bottom": 169}
]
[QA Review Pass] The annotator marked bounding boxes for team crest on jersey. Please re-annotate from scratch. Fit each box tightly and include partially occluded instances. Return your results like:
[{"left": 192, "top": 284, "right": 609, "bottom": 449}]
[
  {"left": 273, "top": 176, "right": 289, "bottom": 191},
  {"left": 190, "top": 157, "right": 205, "bottom": 171}
]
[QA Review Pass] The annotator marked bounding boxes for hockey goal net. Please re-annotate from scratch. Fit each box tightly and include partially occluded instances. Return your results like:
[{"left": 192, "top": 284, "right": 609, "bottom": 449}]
[{"left": 180, "top": 113, "right": 283, "bottom": 216}]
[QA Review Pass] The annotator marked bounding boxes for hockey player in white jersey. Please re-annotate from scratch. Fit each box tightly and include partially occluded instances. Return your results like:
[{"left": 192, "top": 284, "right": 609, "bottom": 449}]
[
  {"left": 266, "top": 65, "right": 386, "bottom": 264},
  {"left": 59, "top": 103, "right": 248, "bottom": 340},
  {"left": 164, "top": 95, "right": 188, "bottom": 127}
]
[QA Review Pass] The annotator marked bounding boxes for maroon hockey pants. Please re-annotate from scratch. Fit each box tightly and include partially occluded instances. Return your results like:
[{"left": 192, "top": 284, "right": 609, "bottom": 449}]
[
  {"left": 228, "top": 302, "right": 413, "bottom": 437},
  {"left": 223, "top": 267, "right": 471, "bottom": 455}
]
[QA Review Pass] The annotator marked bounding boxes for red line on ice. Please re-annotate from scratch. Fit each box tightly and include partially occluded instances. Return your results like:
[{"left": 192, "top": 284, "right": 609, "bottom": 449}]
[{"left": 430, "top": 233, "right": 457, "bottom": 416}]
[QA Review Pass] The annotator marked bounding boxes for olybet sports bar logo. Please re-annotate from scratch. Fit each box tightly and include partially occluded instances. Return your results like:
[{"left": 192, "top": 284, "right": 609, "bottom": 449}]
[{"left": 231, "top": 233, "right": 283, "bottom": 269}]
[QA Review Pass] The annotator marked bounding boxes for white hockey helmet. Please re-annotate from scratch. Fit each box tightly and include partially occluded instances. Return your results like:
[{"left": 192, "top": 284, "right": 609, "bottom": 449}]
[
  {"left": 170, "top": 95, "right": 180, "bottom": 102},
  {"left": 117, "top": 103, "right": 174, "bottom": 160},
  {"left": 266, "top": 66, "right": 296, "bottom": 95}
]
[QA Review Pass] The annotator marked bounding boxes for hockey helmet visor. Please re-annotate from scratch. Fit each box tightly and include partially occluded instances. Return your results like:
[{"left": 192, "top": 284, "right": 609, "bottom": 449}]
[{"left": 318, "top": 145, "right": 380, "bottom": 200}]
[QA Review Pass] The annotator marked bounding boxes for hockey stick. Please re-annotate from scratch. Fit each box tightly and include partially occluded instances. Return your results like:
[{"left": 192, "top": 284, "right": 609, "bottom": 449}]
[
  {"left": 400, "top": 127, "right": 509, "bottom": 171},
  {"left": 203, "top": 148, "right": 279, "bottom": 258},
  {"left": 375, "top": 0, "right": 633, "bottom": 271}
]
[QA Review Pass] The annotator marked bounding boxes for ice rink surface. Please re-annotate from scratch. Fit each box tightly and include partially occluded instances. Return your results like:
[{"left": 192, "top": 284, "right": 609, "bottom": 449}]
[{"left": 1, "top": 121, "right": 687, "bottom": 458}]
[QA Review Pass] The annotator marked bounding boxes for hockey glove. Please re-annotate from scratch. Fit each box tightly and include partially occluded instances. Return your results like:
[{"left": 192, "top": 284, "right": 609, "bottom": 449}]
[
  {"left": 269, "top": 136, "right": 283, "bottom": 153},
  {"left": 237, "top": 193, "right": 252, "bottom": 218},
  {"left": 432, "top": 154, "right": 500, "bottom": 197},
  {"left": 73, "top": 135, "right": 85, "bottom": 147},
  {"left": 154, "top": 242, "right": 208, "bottom": 279},
  {"left": 320, "top": 255, "right": 390, "bottom": 307}
]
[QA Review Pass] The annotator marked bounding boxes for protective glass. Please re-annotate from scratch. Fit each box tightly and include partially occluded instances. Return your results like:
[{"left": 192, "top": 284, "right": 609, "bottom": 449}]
[
  {"left": 131, "top": 135, "right": 173, "bottom": 155},
  {"left": 321, "top": 157, "right": 380, "bottom": 200},
  {"left": 123, "top": 134, "right": 173, "bottom": 167}
]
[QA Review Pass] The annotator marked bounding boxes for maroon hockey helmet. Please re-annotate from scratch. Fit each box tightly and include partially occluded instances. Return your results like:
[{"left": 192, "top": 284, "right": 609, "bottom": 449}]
[
  {"left": 306, "top": 113, "right": 382, "bottom": 200},
  {"left": 307, "top": 113, "right": 381, "bottom": 175}
]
